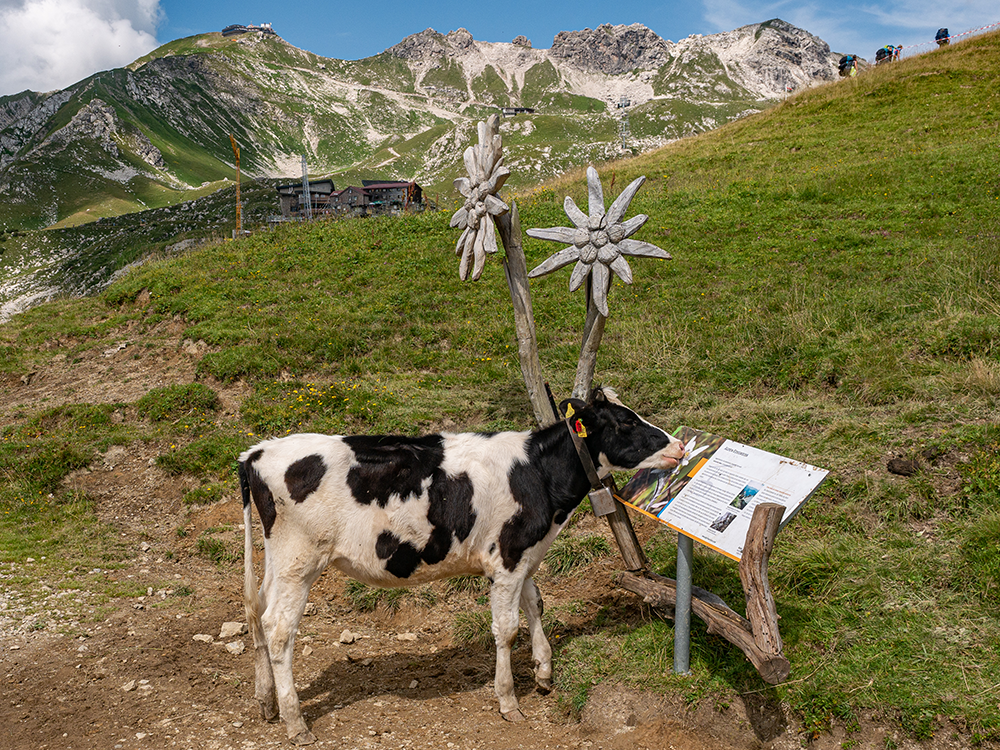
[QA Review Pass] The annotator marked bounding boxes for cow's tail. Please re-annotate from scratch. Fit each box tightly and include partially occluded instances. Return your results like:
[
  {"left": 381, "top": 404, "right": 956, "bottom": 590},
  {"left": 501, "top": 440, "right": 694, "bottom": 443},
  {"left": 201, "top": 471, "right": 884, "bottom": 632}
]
[{"left": 238, "top": 459, "right": 266, "bottom": 653}]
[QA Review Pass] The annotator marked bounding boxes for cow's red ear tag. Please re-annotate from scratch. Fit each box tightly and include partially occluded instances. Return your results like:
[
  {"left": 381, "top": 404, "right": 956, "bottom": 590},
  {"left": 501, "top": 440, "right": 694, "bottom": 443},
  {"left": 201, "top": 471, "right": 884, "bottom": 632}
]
[{"left": 574, "top": 419, "right": 588, "bottom": 438}]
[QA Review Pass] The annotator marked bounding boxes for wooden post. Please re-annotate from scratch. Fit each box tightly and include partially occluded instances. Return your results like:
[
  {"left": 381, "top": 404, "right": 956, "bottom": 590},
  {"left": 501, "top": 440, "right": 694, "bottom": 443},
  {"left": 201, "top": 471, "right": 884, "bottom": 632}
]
[
  {"left": 572, "top": 285, "right": 607, "bottom": 400},
  {"left": 496, "top": 203, "right": 558, "bottom": 427},
  {"left": 562, "top": 281, "right": 648, "bottom": 570},
  {"left": 739, "top": 502, "right": 785, "bottom": 662},
  {"left": 592, "top": 478, "right": 646, "bottom": 571},
  {"left": 604, "top": 500, "right": 648, "bottom": 572}
]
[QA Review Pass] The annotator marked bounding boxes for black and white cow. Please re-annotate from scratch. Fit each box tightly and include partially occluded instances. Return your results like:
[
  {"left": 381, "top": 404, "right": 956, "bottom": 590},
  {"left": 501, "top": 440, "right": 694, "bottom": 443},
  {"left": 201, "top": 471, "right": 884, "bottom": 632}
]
[{"left": 238, "top": 387, "right": 685, "bottom": 745}]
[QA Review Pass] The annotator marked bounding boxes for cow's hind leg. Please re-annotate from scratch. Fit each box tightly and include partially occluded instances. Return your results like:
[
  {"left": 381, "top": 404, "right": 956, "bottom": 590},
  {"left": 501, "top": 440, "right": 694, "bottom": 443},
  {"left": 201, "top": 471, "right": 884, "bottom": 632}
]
[
  {"left": 490, "top": 575, "right": 525, "bottom": 721},
  {"left": 520, "top": 577, "right": 552, "bottom": 693},
  {"left": 261, "top": 572, "right": 321, "bottom": 745},
  {"left": 251, "top": 567, "right": 278, "bottom": 721}
]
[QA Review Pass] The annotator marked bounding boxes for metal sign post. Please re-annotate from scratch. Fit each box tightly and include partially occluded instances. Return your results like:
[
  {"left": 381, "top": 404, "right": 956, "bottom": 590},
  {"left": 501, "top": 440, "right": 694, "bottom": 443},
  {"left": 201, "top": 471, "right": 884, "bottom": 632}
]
[{"left": 674, "top": 532, "right": 694, "bottom": 675}]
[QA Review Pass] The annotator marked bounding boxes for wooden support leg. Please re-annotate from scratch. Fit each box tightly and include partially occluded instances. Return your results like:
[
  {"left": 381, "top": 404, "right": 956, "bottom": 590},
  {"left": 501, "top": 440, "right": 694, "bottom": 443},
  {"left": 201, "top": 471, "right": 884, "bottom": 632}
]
[
  {"left": 739, "top": 503, "right": 785, "bottom": 664},
  {"left": 496, "top": 205, "right": 558, "bottom": 428},
  {"left": 591, "top": 478, "right": 646, "bottom": 572},
  {"left": 602, "top": 498, "right": 647, "bottom": 572}
]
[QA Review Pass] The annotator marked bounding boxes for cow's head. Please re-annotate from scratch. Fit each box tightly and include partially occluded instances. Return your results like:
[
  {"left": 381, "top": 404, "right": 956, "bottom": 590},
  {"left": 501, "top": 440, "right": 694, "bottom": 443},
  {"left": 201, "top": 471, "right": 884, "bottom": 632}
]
[{"left": 561, "top": 387, "right": 685, "bottom": 474}]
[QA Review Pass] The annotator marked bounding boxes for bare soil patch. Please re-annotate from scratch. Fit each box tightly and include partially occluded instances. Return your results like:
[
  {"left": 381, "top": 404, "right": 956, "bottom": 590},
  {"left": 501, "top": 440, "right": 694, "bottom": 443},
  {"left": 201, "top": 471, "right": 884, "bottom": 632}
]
[{"left": 1, "top": 503, "right": 750, "bottom": 750}]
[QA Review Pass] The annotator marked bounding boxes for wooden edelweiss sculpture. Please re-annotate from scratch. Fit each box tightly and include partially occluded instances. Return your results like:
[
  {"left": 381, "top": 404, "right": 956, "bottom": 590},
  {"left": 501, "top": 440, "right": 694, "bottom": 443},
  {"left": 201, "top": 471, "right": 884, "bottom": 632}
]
[{"left": 448, "top": 114, "right": 790, "bottom": 685}]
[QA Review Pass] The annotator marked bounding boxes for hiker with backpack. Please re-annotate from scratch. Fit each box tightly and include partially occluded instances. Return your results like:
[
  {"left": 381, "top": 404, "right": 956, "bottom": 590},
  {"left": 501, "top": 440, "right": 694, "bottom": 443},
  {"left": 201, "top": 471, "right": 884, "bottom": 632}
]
[
  {"left": 838, "top": 54, "right": 859, "bottom": 77},
  {"left": 936, "top": 28, "right": 950, "bottom": 46},
  {"left": 875, "top": 45, "right": 895, "bottom": 64}
]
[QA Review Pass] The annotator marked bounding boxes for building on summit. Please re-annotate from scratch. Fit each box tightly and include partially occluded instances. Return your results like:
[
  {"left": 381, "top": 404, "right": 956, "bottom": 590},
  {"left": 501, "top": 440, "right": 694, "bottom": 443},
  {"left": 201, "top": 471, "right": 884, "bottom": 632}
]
[{"left": 276, "top": 179, "right": 423, "bottom": 219}]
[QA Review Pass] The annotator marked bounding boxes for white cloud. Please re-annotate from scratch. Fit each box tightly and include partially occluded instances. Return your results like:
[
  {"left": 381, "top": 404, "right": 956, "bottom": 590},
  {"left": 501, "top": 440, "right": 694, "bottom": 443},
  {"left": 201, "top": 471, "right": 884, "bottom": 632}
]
[{"left": 0, "top": 0, "right": 162, "bottom": 95}]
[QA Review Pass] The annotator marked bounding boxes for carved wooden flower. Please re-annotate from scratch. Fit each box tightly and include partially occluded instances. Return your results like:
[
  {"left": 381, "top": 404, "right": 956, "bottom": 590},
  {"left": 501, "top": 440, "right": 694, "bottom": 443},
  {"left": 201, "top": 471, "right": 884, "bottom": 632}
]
[
  {"left": 449, "top": 115, "right": 510, "bottom": 281},
  {"left": 526, "top": 166, "right": 671, "bottom": 316}
]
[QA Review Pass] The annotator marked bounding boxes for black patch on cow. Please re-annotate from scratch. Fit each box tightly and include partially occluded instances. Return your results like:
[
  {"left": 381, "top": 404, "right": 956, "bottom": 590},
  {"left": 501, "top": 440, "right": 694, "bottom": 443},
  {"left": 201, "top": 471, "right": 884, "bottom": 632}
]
[
  {"left": 498, "top": 398, "right": 671, "bottom": 571},
  {"left": 427, "top": 470, "right": 475, "bottom": 537},
  {"left": 285, "top": 454, "right": 326, "bottom": 503},
  {"left": 497, "top": 420, "right": 603, "bottom": 572},
  {"left": 345, "top": 434, "right": 445, "bottom": 507},
  {"left": 421, "top": 526, "right": 454, "bottom": 565},
  {"left": 374, "top": 529, "right": 421, "bottom": 578},
  {"left": 238, "top": 450, "right": 263, "bottom": 509},
  {"left": 376, "top": 530, "right": 400, "bottom": 559},
  {"left": 242, "top": 451, "right": 277, "bottom": 538},
  {"left": 373, "top": 470, "right": 476, "bottom": 572},
  {"left": 420, "top": 470, "right": 475, "bottom": 565},
  {"left": 386, "top": 541, "right": 422, "bottom": 578},
  {"left": 499, "top": 458, "right": 561, "bottom": 571}
]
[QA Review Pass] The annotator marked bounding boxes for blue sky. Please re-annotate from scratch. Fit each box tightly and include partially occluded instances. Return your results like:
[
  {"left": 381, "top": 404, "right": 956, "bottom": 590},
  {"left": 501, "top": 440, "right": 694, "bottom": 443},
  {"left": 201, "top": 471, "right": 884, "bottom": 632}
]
[{"left": 0, "top": 0, "right": 997, "bottom": 97}]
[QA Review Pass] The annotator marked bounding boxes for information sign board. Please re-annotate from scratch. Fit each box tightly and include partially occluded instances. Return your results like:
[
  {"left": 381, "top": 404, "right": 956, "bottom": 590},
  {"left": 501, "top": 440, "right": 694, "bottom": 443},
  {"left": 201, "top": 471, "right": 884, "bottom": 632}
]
[{"left": 619, "top": 427, "right": 828, "bottom": 561}]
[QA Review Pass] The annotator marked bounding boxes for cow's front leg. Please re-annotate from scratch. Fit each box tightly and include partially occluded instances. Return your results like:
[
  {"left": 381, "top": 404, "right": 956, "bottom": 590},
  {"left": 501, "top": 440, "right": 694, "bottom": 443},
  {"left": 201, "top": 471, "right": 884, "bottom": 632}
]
[
  {"left": 519, "top": 577, "right": 552, "bottom": 693},
  {"left": 490, "top": 576, "right": 525, "bottom": 721},
  {"left": 262, "top": 576, "right": 317, "bottom": 745}
]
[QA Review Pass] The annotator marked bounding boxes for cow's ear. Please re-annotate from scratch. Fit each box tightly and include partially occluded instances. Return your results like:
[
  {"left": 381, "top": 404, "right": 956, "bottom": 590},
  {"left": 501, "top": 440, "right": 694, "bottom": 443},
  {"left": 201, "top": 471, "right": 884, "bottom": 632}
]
[{"left": 559, "top": 398, "right": 587, "bottom": 420}]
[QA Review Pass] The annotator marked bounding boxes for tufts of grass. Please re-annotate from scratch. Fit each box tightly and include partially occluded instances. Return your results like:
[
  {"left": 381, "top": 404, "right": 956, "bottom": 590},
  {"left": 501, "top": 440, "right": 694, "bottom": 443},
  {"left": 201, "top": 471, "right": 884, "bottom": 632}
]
[
  {"left": 136, "top": 383, "right": 220, "bottom": 422},
  {"left": 445, "top": 575, "right": 490, "bottom": 595},
  {"left": 196, "top": 528, "right": 240, "bottom": 566},
  {"left": 182, "top": 483, "right": 226, "bottom": 506},
  {"left": 156, "top": 427, "right": 245, "bottom": 479},
  {"left": 452, "top": 609, "right": 494, "bottom": 650},
  {"left": 544, "top": 533, "right": 613, "bottom": 575},
  {"left": 341, "top": 579, "right": 436, "bottom": 613}
]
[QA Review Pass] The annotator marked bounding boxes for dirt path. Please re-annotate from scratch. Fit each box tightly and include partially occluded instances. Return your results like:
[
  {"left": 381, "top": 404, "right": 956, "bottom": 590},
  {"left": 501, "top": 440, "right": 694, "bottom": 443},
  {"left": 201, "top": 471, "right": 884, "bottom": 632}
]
[{"left": 1, "top": 509, "right": 753, "bottom": 750}]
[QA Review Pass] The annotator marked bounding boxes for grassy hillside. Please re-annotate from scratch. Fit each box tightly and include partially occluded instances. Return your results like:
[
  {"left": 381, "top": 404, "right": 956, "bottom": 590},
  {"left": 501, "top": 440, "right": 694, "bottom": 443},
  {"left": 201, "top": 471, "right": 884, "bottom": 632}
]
[{"left": 2, "top": 31, "right": 1000, "bottom": 743}]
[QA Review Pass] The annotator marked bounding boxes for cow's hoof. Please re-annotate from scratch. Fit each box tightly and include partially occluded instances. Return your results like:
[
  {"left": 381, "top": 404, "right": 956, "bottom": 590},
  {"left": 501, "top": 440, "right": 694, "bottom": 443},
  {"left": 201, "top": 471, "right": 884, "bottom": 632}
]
[
  {"left": 501, "top": 709, "right": 525, "bottom": 723},
  {"left": 259, "top": 700, "right": 280, "bottom": 723},
  {"left": 535, "top": 677, "right": 553, "bottom": 694},
  {"left": 290, "top": 729, "right": 317, "bottom": 746}
]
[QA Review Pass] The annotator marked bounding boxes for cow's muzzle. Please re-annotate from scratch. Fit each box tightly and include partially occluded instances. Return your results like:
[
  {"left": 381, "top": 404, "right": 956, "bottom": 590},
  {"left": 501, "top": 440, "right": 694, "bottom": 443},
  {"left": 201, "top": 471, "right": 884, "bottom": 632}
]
[{"left": 658, "top": 440, "right": 686, "bottom": 470}]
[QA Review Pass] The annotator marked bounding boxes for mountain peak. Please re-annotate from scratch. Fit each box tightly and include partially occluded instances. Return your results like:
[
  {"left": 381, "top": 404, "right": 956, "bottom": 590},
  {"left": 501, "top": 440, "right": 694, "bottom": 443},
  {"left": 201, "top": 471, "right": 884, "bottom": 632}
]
[
  {"left": 388, "top": 28, "right": 461, "bottom": 60},
  {"left": 550, "top": 24, "right": 672, "bottom": 74}
]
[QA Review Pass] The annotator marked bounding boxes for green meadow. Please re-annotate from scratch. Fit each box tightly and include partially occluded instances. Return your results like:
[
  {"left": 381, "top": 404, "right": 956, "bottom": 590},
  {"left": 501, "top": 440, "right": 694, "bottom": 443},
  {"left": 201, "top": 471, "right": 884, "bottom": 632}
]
[{"left": 2, "top": 31, "right": 999, "bottom": 742}]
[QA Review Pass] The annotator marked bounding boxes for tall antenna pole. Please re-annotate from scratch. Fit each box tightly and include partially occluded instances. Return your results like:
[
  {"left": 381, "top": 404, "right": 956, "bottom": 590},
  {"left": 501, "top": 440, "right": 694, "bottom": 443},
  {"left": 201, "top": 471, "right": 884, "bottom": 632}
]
[
  {"left": 229, "top": 133, "right": 242, "bottom": 234},
  {"left": 617, "top": 96, "right": 631, "bottom": 150},
  {"left": 300, "top": 154, "right": 312, "bottom": 221}
]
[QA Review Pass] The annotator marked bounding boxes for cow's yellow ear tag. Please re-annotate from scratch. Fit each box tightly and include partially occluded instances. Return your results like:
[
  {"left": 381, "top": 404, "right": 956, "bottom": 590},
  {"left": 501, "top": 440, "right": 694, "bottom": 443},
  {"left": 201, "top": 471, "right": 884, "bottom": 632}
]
[
  {"left": 564, "top": 403, "right": 575, "bottom": 419},
  {"left": 574, "top": 419, "right": 588, "bottom": 438}
]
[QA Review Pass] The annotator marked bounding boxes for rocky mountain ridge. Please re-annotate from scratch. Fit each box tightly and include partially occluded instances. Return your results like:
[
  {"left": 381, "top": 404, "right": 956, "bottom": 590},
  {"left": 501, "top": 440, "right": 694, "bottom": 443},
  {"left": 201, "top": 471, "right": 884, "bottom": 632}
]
[{"left": 388, "top": 19, "right": 836, "bottom": 102}]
